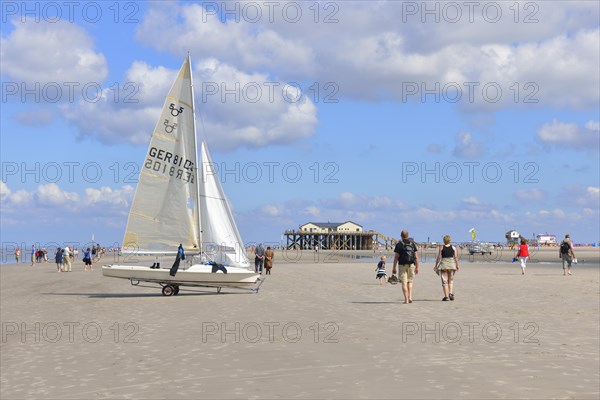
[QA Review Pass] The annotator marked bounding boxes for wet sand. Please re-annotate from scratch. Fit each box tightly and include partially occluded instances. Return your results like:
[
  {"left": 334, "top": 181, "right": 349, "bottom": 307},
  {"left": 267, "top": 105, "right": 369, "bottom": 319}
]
[{"left": 1, "top": 248, "right": 598, "bottom": 399}]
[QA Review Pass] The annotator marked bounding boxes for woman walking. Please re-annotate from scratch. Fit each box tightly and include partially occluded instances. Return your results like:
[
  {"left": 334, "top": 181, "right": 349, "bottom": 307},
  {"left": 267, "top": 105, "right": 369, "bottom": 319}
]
[
  {"left": 55, "top": 248, "right": 63, "bottom": 272},
  {"left": 264, "top": 246, "right": 274, "bottom": 275},
  {"left": 435, "top": 235, "right": 459, "bottom": 301},
  {"left": 516, "top": 238, "right": 529, "bottom": 275}
]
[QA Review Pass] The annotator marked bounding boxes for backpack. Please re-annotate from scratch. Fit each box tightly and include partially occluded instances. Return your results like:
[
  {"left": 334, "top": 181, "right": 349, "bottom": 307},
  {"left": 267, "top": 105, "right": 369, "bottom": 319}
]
[
  {"left": 560, "top": 241, "right": 571, "bottom": 255},
  {"left": 398, "top": 241, "right": 416, "bottom": 265}
]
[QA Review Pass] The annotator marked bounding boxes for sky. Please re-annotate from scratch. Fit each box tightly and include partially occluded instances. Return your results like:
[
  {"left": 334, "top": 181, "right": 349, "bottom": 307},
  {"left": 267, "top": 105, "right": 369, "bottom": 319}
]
[{"left": 1, "top": 0, "right": 599, "bottom": 255}]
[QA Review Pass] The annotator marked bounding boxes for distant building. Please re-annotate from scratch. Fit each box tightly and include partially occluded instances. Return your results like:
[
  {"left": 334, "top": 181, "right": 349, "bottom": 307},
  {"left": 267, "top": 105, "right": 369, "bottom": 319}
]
[
  {"left": 536, "top": 233, "right": 557, "bottom": 245},
  {"left": 505, "top": 230, "right": 520, "bottom": 240},
  {"left": 299, "top": 221, "right": 363, "bottom": 233}
]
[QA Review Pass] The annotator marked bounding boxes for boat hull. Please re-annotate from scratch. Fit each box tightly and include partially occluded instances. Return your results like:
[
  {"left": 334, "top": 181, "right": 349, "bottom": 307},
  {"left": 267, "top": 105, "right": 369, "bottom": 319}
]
[{"left": 102, "top": 264, "right": 260, "bottom": 288}]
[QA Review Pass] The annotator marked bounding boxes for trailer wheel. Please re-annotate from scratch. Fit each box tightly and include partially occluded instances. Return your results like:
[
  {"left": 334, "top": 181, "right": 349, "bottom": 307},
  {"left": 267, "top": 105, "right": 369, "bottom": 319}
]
[
  {"left": 162, "top": 285, "right": 175, "bottom": 296},
  {"left": 173, "top": 286, "right": 180, "bottom": 295}
]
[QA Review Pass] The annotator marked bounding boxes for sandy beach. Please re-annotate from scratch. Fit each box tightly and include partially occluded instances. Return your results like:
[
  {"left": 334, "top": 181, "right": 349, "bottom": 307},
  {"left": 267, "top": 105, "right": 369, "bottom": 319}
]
[{"left": 1, "top": 248, "right": 599, "bottom": 399}]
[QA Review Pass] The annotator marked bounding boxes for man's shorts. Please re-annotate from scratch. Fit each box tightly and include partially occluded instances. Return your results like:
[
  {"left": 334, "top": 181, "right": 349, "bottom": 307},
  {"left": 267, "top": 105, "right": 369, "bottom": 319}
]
[
  {"left": 562, "top": 255, "right": 573, "bottom": 268},
  {"left": 398, "top": 264, "right": 415, "bottom": 284}
]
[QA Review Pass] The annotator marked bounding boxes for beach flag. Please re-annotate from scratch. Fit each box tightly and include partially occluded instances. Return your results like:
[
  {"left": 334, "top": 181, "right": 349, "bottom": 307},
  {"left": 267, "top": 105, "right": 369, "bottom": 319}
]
[{"left": 469, "top": 228, "right": 476, "bottom": 241}]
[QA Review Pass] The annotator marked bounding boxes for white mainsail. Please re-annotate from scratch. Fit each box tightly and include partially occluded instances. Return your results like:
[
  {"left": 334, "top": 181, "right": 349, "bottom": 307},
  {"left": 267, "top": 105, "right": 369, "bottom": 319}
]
[
  {"left": 199, "top": 141, "right": 250, "bottom": 268},
  {"left": 123, "top": 57, "right": 200, "bottom": 253}
]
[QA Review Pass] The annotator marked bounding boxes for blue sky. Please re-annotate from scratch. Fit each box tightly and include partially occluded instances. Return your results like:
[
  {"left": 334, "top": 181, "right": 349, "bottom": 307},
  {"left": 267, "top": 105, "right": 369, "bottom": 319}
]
[{"left": 1, "top": 1, "right": 599, "bottom": 253}]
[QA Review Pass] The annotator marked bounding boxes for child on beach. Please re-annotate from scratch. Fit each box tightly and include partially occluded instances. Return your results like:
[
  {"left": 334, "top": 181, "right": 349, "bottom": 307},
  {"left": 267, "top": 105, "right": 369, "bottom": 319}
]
[
  {"left": 83, "top": 248, "right": 93, "bottom": 271},
  {"left": 375, "top": 256, "right": 387, "bottom": 284}
]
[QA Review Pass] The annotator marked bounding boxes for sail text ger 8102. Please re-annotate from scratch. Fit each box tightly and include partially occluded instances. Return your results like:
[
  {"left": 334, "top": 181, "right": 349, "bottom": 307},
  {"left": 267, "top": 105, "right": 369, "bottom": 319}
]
[{"left": 144, "top": 146, "right": 195, "bottom": 183}]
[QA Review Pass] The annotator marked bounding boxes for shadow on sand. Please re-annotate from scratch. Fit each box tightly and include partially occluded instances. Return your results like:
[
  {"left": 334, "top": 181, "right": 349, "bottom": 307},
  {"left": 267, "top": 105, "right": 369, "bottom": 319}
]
[
  {"left": 351, "top": 299, "right": 442, "bottom": 304},
  {"left": 41, "top": 290, "right": 254, "bottom": 298}
]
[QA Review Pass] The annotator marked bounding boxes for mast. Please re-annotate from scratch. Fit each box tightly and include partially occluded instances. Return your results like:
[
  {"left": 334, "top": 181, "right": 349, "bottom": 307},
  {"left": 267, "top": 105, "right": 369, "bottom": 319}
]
[{"left": 188, "top": 53, "right": 203, "bottom": 253}]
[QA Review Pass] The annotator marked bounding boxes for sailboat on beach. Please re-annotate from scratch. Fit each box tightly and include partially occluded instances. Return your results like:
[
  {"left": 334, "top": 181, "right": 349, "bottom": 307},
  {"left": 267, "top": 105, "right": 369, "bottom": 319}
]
[{"left": 102, "top": 56, "right": 262, "bottom": 295}]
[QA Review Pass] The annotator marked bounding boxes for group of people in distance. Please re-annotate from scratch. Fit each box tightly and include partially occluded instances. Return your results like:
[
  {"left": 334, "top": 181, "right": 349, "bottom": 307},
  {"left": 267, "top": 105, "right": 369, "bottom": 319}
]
[
  {"left": 52, "top": 246, "right": 94, "bottom": 272},
  {"left": 376, "top": 231, "right": 578, "bottom": 304},
  {"left": 514, "top": 233, "right": 577, "bottom": 276}
]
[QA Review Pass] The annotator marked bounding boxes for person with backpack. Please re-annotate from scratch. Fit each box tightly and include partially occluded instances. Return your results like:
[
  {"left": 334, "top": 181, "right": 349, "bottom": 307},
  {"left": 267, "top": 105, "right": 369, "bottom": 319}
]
[
  {"left": 392, "top": 230, "right": 419, "bottom": 304},
  {"left": 559, "top": 234, "right": 576, "bottom": 275},
  {"left": 435, "top": 235, "right": 459, "bottom": 301},
  {"left": 83, "top": 248, "right": 93, "bottom": 271}
]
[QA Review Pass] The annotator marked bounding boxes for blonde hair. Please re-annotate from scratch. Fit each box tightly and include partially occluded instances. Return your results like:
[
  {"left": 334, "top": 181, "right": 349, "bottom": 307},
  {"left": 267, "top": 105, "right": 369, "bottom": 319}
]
[
  {"left": 381, "top": 255, "right": 386, "bottom": 260},
  {"left": 443, "top": 235, "right": 451, "bottom": 244}
]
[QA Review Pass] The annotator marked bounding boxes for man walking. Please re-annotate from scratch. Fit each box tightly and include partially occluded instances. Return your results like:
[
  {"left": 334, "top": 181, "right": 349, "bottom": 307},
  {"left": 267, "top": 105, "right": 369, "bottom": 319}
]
[
  {"left": 254, "top": 243, "right": 265, "bottom": 274},
  {"left": 392, "top": 230, "right": 419, "bottom": 304},
  {"left": 559, "top": 234, "right": 577, "bottom": 275},
  {"left": 63, "top": 245, "right": 72, "bottom": 272}
]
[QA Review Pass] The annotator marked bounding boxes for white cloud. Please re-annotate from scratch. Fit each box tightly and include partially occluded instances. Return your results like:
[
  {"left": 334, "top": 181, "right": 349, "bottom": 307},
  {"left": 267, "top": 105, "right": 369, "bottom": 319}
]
[
  {"left": 1, "top": 20, "right": 107, "bottom": 85},
  {"left": 459, "top": 197, "right": 497, "bottom": 213},
  {"left": 61, "top": 59, "right": 318, "bottom": 148},
  {"left": 9, "top": 190, "right": 33, "bottom": 206},
  {"left": 33, "top": 183, "right": 79, "bottom": 207},
  {"left": 537, "top": 119, "right": 600, "bottom": 151},
  {"left": 83, "top": 186, "right": 134, "bottom": 207},
  {"left": 301, "top": 206, "right": 321, "bottom": 218},
  {"left": 62, "top": 101, "right": 160, "bottom": 145},
  {"left": 133, "top": 2, "right": 599, "bottom": 109},
  {"left": 320, "top": 192, "right": 406, "bottom": 211},
  {"left": 463, "top": 197, "right": 480, "bottom": 205},
  {"left": 239, "top": 186, "right": 600, "bottom": 243},
  {"left": 452, "top": 132, "right": 486, "bottom": 159},
  {"left": 514, "top": 188, "right": 546, "bottom": 203},
  {"left": 135, "top": 2, "right": 315, "bottom": 77},
  {"left": 260, "top": 204, "right": 285, "bottom": 218},
  {"left": 561, "top": 185, "right": 600, "bottom": 208},
  {"left": 196, "top": 59, "right": 318, "bottom": 149},
  {"left": 0, "top": 181, "right": 10, "bottom": 201},
  {"left": 588, "top": 186, "right": 600, "bottom": 196},
  {"left": 1, "top": 183, "right": 133, "bottom": 217}
]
